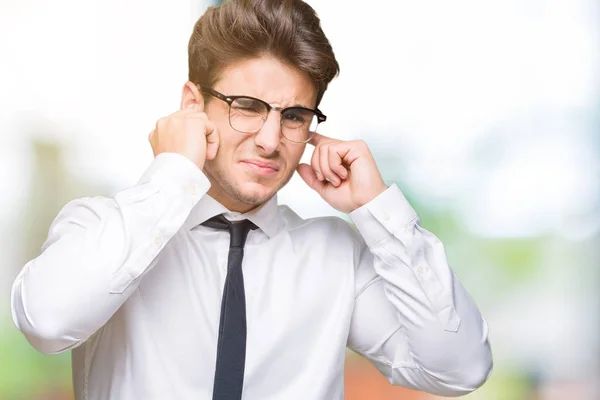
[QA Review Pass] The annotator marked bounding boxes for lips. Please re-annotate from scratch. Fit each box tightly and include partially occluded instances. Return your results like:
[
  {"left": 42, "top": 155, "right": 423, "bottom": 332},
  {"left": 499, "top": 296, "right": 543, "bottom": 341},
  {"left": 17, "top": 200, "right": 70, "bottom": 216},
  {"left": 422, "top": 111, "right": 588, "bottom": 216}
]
[{"left": 241, "top": 159, "right": 280, "bottom": 175}]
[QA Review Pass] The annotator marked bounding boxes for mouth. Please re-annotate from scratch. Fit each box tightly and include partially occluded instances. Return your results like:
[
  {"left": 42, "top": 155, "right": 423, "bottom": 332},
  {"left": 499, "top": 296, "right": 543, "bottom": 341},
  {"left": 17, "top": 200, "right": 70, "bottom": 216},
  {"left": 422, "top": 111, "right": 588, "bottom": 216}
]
[{"left": 240, "top": 159, "right": 280, "bottom": 176}]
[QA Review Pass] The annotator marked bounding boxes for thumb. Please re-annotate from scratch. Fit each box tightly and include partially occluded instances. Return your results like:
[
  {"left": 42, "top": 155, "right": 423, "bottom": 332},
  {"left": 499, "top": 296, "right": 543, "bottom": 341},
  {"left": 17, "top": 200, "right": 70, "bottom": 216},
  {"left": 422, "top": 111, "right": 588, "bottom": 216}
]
[
  {"left": 297, "top": 163, "right": 325, "bottom": 193},
  {"left": 205, "top": 121, "right": 219, "bottom": 160}
]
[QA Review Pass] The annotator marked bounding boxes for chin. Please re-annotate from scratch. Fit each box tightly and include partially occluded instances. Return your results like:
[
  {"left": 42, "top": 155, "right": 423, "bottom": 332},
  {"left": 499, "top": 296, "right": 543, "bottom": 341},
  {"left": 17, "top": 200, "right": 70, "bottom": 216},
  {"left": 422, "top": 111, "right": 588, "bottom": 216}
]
[
  {"left": 233, "top": 181, "right": 278, "bottom": 205},
  {"left": 205, "top": 161, "right": 293, "bottom": 208}
]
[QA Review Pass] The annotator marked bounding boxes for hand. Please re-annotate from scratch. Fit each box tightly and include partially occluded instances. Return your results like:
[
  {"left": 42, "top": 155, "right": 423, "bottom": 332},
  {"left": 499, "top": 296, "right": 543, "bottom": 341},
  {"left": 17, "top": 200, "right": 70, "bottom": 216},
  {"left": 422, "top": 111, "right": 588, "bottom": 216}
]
[
  {"left": 296, "top": 133, "right": 388, "bottom": 214},
  {"left": 148, "top": 100, "right": 219, "bottom": 170}
]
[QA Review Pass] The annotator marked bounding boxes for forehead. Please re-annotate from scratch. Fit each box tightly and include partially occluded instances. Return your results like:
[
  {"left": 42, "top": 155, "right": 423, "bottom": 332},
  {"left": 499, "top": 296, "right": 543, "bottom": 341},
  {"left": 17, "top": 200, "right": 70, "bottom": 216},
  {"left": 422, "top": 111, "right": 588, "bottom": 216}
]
[{"left": 214, "top": 56, "right": 317, "bottom": 108}]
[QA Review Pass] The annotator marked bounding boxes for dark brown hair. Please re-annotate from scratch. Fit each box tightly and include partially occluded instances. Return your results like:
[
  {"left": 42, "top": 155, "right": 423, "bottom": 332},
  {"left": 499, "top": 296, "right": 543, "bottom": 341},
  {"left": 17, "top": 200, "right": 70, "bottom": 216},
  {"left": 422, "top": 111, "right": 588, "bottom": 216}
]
[{"left": 188, "top": 0, "right": 339, "bottom": 106}]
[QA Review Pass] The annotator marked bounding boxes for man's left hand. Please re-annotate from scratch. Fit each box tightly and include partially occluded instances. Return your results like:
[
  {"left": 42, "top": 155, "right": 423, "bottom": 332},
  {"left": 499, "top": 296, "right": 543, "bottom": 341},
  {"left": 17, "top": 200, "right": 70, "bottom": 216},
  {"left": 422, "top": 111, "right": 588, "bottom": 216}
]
[{"left": 296, "top": 133, "right": 388, "bottom": 214}]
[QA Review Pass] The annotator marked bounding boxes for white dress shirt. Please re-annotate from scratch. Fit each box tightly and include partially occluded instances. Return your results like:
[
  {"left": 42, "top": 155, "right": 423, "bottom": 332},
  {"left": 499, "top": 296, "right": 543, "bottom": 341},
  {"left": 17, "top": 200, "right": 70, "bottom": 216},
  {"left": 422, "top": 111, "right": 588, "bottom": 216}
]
[{"left": 11, "top": 153, "right": 492, "bottom": 400}]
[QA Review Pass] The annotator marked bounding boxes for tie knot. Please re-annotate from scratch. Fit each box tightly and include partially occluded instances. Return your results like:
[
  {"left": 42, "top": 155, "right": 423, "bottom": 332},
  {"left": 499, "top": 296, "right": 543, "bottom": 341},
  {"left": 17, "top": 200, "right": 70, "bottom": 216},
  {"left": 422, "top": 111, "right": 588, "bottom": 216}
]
[{"left": 202, "top": 214, "right": 257, "bottom": 248}]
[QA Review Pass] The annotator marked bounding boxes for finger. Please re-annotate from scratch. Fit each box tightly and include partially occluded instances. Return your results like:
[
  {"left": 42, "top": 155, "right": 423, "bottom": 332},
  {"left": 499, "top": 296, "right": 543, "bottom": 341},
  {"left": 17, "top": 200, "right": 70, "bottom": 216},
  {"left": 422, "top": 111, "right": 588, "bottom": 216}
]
[
  {"left": 184, "top": 109, "right": 209, "bottom": 120},
  {"left": 188, "top": 99, "right": 206, "bottom": 111},
  {"left": 310, "top": 144, "right": 324, "bottom": 181},
  {"left": 181, "top": 96, "right": 204, "bottom": 113},
  {"left": 205, "top": 120, "right": 219, "bottom": 160},
  {"left": 329, "top": 143, "right": 349, "bottom": 180},
  {"left": 184, "top": 103, "right": 203, "bottom": 112},
  {"left": 297, "top": 163, "right": 326, "bottom": 193},
  {"left": 204, "top": 119, "right": 216, "bottom": 135},
  {"left": 168, "top": 106, "right": 200, "bottom": 119},
  {"left": 308, "top": 132, "right": 332, "bottom": 147},
  {"left": 319, "top": 143, "right": 340, "bottom": 186}
]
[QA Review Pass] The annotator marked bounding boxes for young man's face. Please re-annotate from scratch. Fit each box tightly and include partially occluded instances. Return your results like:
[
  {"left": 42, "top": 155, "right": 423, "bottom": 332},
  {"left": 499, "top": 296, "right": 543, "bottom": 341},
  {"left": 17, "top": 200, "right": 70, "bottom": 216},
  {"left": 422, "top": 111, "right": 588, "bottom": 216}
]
[{"left": 185, "top": 56, "right": 317, "bottom": 212}]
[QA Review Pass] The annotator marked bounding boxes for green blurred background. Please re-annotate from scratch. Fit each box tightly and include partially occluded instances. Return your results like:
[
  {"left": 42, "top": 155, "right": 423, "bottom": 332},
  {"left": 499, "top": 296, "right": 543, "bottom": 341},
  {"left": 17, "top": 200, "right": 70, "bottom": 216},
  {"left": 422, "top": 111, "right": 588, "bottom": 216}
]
[{"left": 1, "top": 0, "right": 598, "bottom": 399}]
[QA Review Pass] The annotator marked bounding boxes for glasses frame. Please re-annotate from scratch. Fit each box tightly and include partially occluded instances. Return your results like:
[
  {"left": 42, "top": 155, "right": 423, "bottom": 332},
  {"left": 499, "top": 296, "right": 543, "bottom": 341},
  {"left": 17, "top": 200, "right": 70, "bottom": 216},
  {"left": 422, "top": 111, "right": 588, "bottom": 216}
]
[{"left": 198, "top": 84, "right": 326, "bottom": 144}]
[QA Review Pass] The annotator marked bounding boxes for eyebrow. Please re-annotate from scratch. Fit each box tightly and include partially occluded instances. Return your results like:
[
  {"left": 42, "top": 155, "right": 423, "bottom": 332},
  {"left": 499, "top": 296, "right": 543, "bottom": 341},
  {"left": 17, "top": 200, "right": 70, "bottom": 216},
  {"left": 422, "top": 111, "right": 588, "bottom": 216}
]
[
  {"left": 215, "top": 87, "right": 313, "bottom": 110},
  {"left": 250, "top": 96, "right": 309, "bottom": 109},
  {"left": 250, "top": 97, "right": 313, "bottom": 110},
  {"left": 290, "top": 102, "right": 311, "bottom": 109}
]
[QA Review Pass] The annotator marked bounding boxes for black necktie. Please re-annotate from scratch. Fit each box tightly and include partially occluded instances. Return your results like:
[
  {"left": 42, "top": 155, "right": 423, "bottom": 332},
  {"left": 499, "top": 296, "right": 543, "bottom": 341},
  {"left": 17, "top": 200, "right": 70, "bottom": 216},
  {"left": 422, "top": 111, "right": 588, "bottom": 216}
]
[{"left": 202, "top": 215, "right": 257, "bottom": 400}]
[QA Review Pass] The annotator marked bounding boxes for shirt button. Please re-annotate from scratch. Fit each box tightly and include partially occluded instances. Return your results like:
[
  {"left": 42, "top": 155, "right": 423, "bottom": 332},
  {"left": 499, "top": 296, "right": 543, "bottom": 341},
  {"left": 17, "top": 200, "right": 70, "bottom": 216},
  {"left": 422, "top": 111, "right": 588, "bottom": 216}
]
[
  {"left": 153, "top": 234, "right": 163, "bottom": 247},
  {"left": 381, "top": 211, "right": 391, "bottom": 221},
  {"left": 417, "top": 266, "right": 426, "bottom": 276},
  {"left": 188, "top": 183, "right": 198, "bottom": 196}
]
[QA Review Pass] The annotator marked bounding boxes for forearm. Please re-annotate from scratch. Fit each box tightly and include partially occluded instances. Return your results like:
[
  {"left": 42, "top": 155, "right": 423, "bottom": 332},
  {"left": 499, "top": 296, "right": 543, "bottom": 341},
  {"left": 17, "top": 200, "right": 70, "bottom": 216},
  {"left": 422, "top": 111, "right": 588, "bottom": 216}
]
[
  {"left": 11, "top": 153, "right": 207, "bottom": 354},
  {"left": 349, "top": 184, "right": 492, "bottom": 395},
  {"left": 375, "top": 253, "right": 492, "bottom": 394}
]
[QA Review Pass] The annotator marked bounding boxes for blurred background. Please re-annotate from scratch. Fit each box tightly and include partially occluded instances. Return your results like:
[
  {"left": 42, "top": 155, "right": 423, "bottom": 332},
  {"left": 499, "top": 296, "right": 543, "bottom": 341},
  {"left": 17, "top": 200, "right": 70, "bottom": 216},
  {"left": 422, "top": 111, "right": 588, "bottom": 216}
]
[{"left": 0, "top": 0, "right": 598, "bottom": 399}]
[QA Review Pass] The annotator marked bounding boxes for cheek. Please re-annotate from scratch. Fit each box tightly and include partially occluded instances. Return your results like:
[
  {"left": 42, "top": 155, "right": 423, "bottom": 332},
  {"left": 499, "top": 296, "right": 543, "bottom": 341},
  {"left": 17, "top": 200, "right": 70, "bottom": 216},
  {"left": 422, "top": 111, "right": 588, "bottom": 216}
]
[
  {"left": 280, "top": 146, "right": 305, "bottom": 173},
  {"left": 287, "top": 145, "right": 305, "bottom": 164},
  {"left": 215, "top": 125, "right": 246, "bottom": 159}
]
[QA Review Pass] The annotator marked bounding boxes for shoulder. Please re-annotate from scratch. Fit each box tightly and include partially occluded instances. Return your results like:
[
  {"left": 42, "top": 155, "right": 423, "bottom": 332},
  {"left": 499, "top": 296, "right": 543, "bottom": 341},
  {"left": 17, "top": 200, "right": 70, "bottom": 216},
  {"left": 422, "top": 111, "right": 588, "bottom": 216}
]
[{"left": 277, "top": 205, "right": 364, "bottom": 247}]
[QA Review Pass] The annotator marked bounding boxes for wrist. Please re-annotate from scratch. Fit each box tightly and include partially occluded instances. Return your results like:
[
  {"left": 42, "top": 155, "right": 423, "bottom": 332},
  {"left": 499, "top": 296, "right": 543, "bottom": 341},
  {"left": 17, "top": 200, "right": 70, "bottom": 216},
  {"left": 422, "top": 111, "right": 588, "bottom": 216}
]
[{"left": 352, "top": 182, "right": 388, "bottom": 212}]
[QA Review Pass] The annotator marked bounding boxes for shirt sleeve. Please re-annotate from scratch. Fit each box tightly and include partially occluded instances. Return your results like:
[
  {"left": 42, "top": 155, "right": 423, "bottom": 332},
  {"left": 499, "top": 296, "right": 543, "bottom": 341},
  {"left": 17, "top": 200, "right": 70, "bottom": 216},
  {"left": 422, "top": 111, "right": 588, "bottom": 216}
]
[
  {"left": 10, "top": 153, "right": 209, "bottom": 355},
  {"left": 347, "top": 184, "right": 493, "bottom": 396}
]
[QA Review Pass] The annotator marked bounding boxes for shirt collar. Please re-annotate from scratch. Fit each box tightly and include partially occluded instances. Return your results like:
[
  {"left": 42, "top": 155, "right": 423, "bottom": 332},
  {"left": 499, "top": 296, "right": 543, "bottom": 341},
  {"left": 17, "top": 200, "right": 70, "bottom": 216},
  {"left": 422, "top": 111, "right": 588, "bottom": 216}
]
[{"left": 184, "top": 193, "right": 281, "bottom": 239}]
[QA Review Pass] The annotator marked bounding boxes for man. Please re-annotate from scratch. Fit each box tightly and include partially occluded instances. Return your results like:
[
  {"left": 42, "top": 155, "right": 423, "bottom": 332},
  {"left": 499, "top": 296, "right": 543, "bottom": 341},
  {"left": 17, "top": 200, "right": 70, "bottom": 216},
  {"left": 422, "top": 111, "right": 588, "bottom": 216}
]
[{"left": 11, "top": 0, "right": 493, "bottom": 399}]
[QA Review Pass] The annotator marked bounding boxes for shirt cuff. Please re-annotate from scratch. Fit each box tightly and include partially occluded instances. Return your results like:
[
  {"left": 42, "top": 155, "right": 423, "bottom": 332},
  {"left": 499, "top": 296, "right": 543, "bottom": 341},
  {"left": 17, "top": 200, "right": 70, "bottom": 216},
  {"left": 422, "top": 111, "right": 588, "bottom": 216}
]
[
  {"left": 349, "top": 184, "right": 418, "bottom": 247},
  {"left": 109, "top": 153, "right": 210, "bottom": 294},
  {"left": 138, "top": 152, "right": 208, "bottom": 193}
]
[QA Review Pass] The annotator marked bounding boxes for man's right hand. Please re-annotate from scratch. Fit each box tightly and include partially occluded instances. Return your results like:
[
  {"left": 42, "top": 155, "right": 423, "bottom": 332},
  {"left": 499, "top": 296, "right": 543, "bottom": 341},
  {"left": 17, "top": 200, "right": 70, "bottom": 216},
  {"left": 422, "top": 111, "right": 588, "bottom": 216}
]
[{"left": 148, "top": 101, "right": 219, "bottom": 170}]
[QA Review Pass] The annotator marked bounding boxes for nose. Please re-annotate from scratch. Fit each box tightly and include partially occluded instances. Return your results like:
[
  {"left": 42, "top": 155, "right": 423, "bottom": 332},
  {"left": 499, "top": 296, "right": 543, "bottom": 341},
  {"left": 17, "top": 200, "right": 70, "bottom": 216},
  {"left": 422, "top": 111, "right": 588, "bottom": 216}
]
[{"left": 253, "top": 111, "right": 281, "bottom": 155}]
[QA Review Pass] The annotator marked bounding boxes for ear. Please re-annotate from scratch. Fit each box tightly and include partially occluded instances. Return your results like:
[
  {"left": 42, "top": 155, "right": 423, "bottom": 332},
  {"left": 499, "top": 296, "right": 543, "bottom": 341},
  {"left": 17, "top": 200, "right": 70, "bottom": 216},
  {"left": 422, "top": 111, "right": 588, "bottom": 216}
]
[{"left": 180, "top": 81, "right": 205, "bottom": 111}]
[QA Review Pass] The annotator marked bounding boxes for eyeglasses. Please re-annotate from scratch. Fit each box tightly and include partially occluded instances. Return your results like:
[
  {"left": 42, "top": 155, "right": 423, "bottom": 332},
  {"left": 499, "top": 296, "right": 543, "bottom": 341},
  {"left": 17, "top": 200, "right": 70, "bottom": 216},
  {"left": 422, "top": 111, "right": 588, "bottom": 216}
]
[{"left": 198, "top": 85, "right": 326, "bottom": 144}]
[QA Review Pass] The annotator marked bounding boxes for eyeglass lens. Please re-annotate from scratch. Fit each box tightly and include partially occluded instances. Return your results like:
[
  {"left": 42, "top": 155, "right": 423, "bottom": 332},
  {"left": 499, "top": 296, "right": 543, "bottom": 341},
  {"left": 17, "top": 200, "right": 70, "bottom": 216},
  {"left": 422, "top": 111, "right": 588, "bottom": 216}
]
[{"left": 229, "top": 97, "right": 319, "bottom": 142}]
